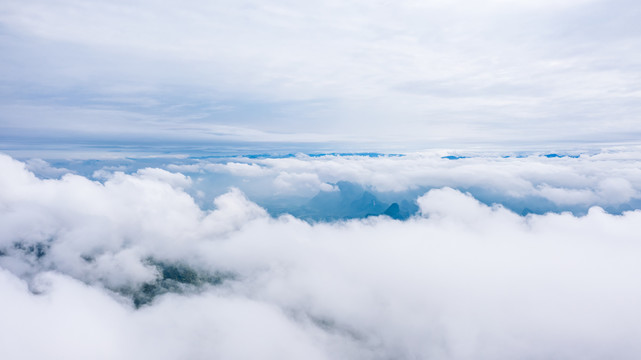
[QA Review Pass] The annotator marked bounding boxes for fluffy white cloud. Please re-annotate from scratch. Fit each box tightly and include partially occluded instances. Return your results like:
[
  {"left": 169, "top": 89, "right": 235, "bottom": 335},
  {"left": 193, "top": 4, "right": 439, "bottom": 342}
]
[
  {"left": 179, "top": 151, "right": 641, "bottom": 210},
  {"left": 25, "top": 158, "right": 72, "bottom": 178},
  {"left": 2, "top": 153, "right": 641, "bottom": 359}
]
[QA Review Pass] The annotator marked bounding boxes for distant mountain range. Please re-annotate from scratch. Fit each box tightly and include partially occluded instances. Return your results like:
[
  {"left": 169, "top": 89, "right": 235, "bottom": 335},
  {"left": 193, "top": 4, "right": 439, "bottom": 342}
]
[{"left": 285, "top": 181, "right": 416, "bottom": 221}]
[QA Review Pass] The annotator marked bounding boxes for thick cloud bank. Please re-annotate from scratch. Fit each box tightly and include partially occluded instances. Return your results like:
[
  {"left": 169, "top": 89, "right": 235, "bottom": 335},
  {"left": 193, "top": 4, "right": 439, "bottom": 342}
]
[{"left": 2, "top": 153, "right": 641, "bottom": 359}]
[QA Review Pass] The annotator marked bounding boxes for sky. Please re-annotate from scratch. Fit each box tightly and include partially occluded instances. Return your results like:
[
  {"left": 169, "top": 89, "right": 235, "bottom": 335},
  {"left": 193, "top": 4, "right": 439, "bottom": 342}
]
[{"left": 1, "top": 0, "right": 641, "bottom": 152}]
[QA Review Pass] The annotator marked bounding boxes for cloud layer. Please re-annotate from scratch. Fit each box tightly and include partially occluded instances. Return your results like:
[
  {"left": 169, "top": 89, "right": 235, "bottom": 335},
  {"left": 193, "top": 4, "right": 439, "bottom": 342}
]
[
  {"left": 1, "top": 0, "right": 641, "bottom": 147},
  {"left": 161, "top": 150, "right": 641, "bottom": 216},
  {"left": 2, "top": 153, "right": 641, "bottom": 359}
]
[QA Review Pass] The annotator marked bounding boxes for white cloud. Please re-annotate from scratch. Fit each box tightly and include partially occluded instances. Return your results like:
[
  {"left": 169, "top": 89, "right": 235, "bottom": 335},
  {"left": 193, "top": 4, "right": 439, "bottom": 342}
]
[
  {"left": 416, "top": 187, "right": 510, "bottom": 222},
  {"left": 187, "top": 152, "right": 641, "bottom": 210},
  {"left": 207, "top": 162, "right": 272, "bottom": 177},
  {"left": 24, "top": 158, "right": 72, "bottom": 178},
  {"left": 134, "top": 168, "right": 192, "bottom": 190},
  {"left": 536, "top": 184, "right": 598, "bottom": 205},
  {"left": 273, "top": 172, "right": 326, "bottom": 196},
  {"left": 2, "top": 153, "right": 641, "bottom": 359}
]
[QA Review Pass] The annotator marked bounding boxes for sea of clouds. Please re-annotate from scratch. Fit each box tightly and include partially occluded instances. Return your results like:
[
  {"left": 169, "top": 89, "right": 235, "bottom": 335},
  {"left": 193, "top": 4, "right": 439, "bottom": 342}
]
[
  {"left": 2, "top": 151, "right": 641, "bottom": 359},
  {"left": 166, "top": 150, "right": 641, "bottom": 215}
]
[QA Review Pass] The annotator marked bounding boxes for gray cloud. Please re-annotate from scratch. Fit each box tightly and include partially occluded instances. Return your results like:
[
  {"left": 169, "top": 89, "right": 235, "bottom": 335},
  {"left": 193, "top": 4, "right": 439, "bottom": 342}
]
[{"left": 1, "top": 0, "right": 641, "bottom": 146}]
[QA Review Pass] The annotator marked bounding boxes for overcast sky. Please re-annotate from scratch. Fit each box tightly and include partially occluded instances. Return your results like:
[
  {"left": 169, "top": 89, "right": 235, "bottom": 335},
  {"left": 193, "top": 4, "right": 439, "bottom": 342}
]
[{"left": 1, "top": 0, "right": 641, "bottom": 150}]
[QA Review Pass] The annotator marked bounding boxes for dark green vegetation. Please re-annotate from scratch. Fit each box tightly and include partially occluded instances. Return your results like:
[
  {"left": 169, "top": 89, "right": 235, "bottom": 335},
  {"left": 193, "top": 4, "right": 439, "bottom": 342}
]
[
  {"left": 125, "top": 260, "right": 233, "bottom": 308},
  {"left": 1, "top": 240, "right": 51, "bottom": 263},
  {"left": 0, "top": 243, "right": 232, "bottom": 309}
]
